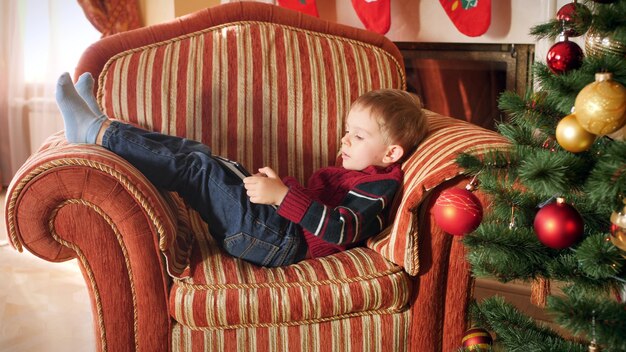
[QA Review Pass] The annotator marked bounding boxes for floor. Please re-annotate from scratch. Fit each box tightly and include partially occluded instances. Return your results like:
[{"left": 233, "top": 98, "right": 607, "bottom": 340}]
[{"left": 0, "top": 188, "right": 95, "bottom": 352}]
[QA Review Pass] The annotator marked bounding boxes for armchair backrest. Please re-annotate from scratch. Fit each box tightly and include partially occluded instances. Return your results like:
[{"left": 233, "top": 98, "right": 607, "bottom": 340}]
[{"left": 78, "top": 2, "right": 406, "bottom": 184}]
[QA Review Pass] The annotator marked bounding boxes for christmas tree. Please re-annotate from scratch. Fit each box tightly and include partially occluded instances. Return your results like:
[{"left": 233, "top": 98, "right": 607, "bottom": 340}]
[{"left": 456, "top": 1, "right": 626, "bottom": 350}]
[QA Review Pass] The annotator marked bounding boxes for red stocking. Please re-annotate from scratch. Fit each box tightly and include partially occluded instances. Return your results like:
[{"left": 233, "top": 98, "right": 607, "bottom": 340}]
[
  {"left": 351, "top": 0, "right": 391, "bottom": 35},
  {"left": 439, "top": 0, "right": 491, "bottom": 37},
  {"left": 277, "top": 0, "right": 319, "bottom": 17}
]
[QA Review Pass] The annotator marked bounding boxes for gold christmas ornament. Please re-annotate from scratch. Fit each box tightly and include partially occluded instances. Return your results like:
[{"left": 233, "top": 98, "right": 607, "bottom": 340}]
[
  {"left": 609, "top": 202, "right": 626, "bottom": 253},
  {"left": 585, "top": 27, "right": 626, "bottom": 58},
  {"left": 574, "top": 73, "right": 626, "bottom": 135},
  {"left": 556, "top": 113, "right": 596, "bottom": 152}
]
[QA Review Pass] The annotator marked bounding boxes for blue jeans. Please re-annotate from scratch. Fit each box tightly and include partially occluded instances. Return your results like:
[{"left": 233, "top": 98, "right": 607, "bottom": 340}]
[{"left": 102, "top": 122, "right": 307, "bottom": 267}]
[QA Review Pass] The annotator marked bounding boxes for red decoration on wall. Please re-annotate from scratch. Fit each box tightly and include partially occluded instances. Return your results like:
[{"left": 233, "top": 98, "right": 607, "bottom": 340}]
[
  {"left": 432, "top": 187, "right": 483, "bottom": 236},
  {"left": 277, "top": 0, "right": 319, "bottom": 17},
  {"left": 351, "top": 0, "right": 391, "bottom": 34},
  {"left": 439, "top": 0, "right": 492, "bottom": 37}
]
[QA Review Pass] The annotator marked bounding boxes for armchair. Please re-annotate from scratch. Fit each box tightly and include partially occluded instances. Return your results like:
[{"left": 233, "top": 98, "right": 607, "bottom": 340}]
[{"left": 5, "top": 3, "right": 508, "bottom": 351}]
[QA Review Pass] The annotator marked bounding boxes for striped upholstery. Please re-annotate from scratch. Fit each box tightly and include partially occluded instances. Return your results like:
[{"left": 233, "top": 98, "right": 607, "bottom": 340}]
[
  {"left": 95, "top": 17, "right": 508, "bottom": 279},
  {"left": 170, "top": 312, "right": 411, "bottom": 351},
  {"left": 4, "top": 3, "right": 513, "bottom": 352},
  {"left": 8, "top": 132, "right": 179, "bottom": 255},
  {"left": 95, "top": 17, "right": 417, "bottom": 346},
  {"left": 169, "top": 211, "right": 412, "bottom": 330},
  {"left": 97, "top": 21, "right": 405, "bottom": 185},
  {"left": 95, "top": 7, "right": 508, "bottom": 284},
  {"left": 368, "top": 111, "right": 509, "bottom": 275}
]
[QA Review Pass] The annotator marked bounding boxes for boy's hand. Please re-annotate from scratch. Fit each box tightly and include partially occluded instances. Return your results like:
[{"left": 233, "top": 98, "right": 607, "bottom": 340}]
[{"left": 243, "top": 167, "right": 288, "bottom": 206}]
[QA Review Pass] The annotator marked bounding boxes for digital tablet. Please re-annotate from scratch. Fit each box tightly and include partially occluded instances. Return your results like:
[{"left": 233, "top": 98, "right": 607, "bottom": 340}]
[{"left": 213, "top": 155, "right": 252, "bottom": 180}]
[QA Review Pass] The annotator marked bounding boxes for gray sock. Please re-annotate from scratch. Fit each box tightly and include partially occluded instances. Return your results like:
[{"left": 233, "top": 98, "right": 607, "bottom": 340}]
[
  {"left": 55, "top": 72, "right": 106, "bottom": 144},
  {"left": 75, "top": 72, "right": 105, "bottom": 117}
]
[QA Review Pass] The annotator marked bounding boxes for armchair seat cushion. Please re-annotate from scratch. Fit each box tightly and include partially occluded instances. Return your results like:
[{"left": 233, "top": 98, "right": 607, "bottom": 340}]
[{"left": 169, "top": 214, "right": 412, "bottom": 330}]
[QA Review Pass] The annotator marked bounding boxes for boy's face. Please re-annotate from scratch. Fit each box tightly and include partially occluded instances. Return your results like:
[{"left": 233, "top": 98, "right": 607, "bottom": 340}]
[{"left": 341, "top": 106, "right": 399, "bottom": 171}]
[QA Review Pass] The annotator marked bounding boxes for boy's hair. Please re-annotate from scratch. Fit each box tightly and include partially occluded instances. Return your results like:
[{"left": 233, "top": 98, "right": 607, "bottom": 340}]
[{"left": 352, "top": 89, "right": 428, "bottom": 160}]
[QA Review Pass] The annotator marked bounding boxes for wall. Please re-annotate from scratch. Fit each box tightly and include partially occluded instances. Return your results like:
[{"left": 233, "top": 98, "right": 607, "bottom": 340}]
[
  {"left": 321, "top": 0, "right": 550, "bottom": 44},
  {"left": 138, "top": 0, "right": 174, "bottom": 26},
  {"left": 141, "top": 0, "right": 577, "bottom": 62},
  {"left": 175, "top": 0, "right": 222, "bottom": 18},
  {"left": 140, "top": 0, "right": 558, "bottom": 44},
  {"left": 325, "top": 0, "right": 579, "bottom": 61},
  {"left": 138, "top": 0, "right": 220, "bottom": 26}
]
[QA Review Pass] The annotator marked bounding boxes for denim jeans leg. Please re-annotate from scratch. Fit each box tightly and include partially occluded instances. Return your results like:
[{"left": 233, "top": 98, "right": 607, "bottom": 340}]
[{"left": 101, "top": 122, "right": 306, "bottom": 266}]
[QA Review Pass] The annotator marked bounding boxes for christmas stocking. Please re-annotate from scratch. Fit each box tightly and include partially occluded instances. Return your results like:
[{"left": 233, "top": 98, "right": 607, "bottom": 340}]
[
  {"left": 439, "top": 0, "right": 491, "bottom": 37},
  {"left": 277, "top": 0, "right": 319, "bottom": 17},
  {"left": 351, "top": 0, "right": 391, "bottom": 35}
]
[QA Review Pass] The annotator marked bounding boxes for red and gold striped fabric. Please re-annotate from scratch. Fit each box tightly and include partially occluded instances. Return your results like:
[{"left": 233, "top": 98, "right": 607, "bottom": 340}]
[
  {"left": 170, "top": 312, "right": 411, "bottom": 351},
  {"left": 367, "top": 111, "right": 510, "bottom": 276},
  {"left": 6, "top": 132, "right": 178, "bottom": 255},
  {"left": 95, "top": 19, "right": 508, "bottom": 278},
  {"left": 169, "top": 211, "right": 412, "bottom": 330},
  {"left": 97, "top": 21, "right": 405, "bottom": 185}
]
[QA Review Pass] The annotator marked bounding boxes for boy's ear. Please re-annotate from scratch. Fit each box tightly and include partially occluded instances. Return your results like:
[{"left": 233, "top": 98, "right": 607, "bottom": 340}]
[{"left": 383, "top": 144, "right": 404, "bottom": 164}]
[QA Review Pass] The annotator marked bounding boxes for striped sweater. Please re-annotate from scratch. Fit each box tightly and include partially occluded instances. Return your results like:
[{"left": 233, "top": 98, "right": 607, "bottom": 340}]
[{"left": 277, "top": 163, "right": 404, "bottom": 258}]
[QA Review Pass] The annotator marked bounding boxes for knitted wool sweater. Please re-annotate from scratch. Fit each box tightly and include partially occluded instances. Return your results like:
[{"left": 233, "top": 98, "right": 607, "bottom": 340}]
[{"left": 277, "top": 163, "right": 403, "bottom": 258}]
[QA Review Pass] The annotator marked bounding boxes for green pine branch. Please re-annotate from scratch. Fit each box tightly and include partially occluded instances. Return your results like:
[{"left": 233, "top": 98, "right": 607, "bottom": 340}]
[
  {"left": 533, "top": 64, "right": 586, "bottom": 115},
  {"left": 549, "top": 286, "right": 626, "bottom": 351},
  {"left": 469, "top": 297, "right": 587, "bottom": 352},
  {"left": 464, "top": 224, "right": 553, "bottom": 281},
  {"left": 516, "top": 149, "right": 590, "bottom": 198},
  {"left": 545, "top": 235, "right": 624, "bottom": 289},
  {"left": 498, "top": 91, "right": 562, "bottom": 129},
  {"left": 574, "top": 233, "right": 625, "bottom": 280},
  {"left": 591, "top": 1, "right": 626, "bottom": 34},
  {"left": 585, "top": 141, "right": 626, "bottom": 211},
  {"left": 456, "top": 150, "right": 515, "bottom": 175}
]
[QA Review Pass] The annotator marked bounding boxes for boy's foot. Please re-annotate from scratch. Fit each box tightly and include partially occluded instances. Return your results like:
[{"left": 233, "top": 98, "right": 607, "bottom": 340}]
[
  {"left": 55, "top": 72, "right": 106, "bottom": 144},
  {"left": 75, "top": 72, "right": 105, "bottom": 116}
]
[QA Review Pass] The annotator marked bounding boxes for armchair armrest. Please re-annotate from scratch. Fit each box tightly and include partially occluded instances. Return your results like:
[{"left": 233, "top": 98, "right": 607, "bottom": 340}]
[{"left": 5, "top": 132, "right": 178, "bottom": 352}]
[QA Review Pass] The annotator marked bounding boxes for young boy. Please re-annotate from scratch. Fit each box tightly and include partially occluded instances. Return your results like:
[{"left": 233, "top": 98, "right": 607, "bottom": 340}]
[{"left": 55, "top": 72, "right": 428, "bottom": 267}]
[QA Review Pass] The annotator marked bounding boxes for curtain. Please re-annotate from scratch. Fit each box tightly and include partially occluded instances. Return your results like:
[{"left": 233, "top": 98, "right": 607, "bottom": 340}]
[
  {"left": 77, "top": 0, "right": 142, "bottom": 37},
  {"left": 0, "top": 1, "right": 100, "bottom": 186}
]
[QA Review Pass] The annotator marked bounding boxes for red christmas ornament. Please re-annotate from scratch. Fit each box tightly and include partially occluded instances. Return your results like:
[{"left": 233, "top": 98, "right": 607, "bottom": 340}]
[
  {"left": 546, "top": 35, "right": 584, "bottom": 75},
  {"left": 556, "top": 2, "right": 591, "bottom": 37},
  {"left": 462, "top": 327, "right": 493, "bottom": 351},
  {"left": 432, "top": 187, "right": 483, "bottom": 236},
  {"left": 533, "top": 198, "right": 584, "bottom": 249}
]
